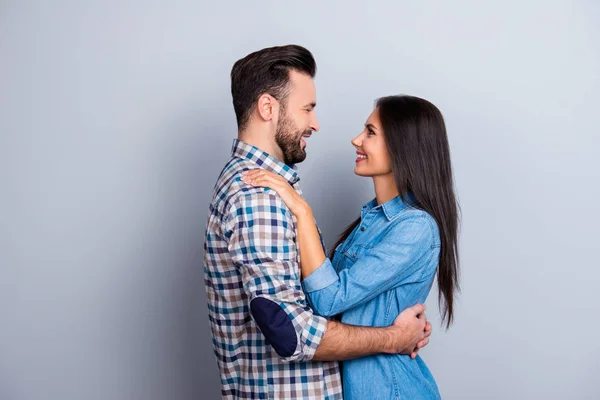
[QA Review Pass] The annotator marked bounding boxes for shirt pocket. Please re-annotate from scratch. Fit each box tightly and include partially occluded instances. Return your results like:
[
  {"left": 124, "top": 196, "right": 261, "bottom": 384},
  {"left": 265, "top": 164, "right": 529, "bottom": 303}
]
[{"left": 341, "top": 243, "right": 372, "bottom": 262}]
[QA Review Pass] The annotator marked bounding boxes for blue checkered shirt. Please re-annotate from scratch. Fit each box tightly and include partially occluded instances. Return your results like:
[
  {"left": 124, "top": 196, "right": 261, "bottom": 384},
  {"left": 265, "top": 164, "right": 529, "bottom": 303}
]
[{"left": 203, "top": 139, "right": 342, "bottom": 399}]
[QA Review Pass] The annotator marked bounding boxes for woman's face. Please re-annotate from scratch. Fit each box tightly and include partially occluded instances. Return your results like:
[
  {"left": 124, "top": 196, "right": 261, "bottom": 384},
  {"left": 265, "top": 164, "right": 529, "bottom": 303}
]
[{"left": 352, "top": 108, "right": 393, "bottom": 177}]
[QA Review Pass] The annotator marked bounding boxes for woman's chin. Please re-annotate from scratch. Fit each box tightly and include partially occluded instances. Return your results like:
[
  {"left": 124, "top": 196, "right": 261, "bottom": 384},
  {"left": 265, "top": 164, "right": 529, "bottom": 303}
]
[{"left": 353, "top": 167, "right": 370, "bottom": 177}]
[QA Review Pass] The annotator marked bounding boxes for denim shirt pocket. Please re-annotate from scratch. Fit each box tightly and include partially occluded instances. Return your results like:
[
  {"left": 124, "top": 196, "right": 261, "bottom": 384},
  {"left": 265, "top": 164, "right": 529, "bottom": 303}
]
[{"left": 341, "top": 243, "right": 371, "bottom": 262}]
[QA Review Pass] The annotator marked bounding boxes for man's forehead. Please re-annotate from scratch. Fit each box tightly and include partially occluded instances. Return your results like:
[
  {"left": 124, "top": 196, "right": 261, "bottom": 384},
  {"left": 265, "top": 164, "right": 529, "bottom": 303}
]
[{"left": 288, "top": 71, "right": 316, "bottom": 100}]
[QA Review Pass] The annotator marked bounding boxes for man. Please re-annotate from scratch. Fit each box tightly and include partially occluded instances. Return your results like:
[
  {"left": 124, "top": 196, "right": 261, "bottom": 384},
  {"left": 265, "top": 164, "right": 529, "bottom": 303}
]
[{"left": 204, "top": 44, "right": 432, "bottom": 399}]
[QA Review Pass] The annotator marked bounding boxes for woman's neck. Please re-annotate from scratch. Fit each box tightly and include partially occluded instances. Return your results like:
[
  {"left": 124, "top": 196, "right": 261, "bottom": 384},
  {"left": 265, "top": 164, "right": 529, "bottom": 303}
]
[{"left": 373, "top": 173, "right": 399, "bottom": 205}]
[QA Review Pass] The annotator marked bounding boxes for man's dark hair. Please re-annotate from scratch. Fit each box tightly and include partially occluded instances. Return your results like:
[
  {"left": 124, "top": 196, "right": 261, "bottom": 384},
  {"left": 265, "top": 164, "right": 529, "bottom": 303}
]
[{"left": 230, "top": 45, "right": 316, "bottom": 131}]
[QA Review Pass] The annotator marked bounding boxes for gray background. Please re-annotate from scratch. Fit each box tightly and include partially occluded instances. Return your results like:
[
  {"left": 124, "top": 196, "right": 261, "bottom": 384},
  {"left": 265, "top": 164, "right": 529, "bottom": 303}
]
[{"left": 2, "top": 1, "right": 599, "bottom": 399}]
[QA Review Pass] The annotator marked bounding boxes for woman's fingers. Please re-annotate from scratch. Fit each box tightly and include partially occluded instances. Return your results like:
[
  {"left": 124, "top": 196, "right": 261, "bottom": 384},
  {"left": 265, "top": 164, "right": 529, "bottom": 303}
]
[
  {"left": 241, "top": 169, "right": 296, "bottom": 198},
  {"left": 241, "top": 170, "right": 309, "bottom": 217},
  {"left": 242, "top": 170, "right": 287, "bottom": 189},
  {"left": 244, "top": 169, "right": 286, "bottom": 182},
  {"left": 242, "top": 169, "right": 274, "bottom": 178},
  {"left": 244, "top": 174, "right": 282, "bottom": 188}
]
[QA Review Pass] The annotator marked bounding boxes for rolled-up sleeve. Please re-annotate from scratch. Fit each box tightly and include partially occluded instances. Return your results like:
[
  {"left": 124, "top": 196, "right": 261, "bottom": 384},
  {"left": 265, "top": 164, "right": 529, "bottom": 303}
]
[
  {"left": 302, "top": 215, "right": 438, "bottom": 317},
  {"left": 226, "top": 191, "right": 327, "bottom": 362}
]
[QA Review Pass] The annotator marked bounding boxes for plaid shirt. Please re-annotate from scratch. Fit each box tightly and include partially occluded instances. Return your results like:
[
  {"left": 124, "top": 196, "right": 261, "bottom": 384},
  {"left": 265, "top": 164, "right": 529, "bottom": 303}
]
[{"left": 203, "top": 139, "right": 342, "bottom": 399}]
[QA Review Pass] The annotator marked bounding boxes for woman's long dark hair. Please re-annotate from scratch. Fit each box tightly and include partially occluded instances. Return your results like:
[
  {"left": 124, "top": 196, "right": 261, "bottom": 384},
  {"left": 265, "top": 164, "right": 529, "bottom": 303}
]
[{"left": 329, "top": 95, "right": 460, "bottom": 328}]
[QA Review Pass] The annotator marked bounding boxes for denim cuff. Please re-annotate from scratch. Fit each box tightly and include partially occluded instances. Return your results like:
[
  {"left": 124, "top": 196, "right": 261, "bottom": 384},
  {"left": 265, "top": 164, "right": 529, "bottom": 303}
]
[{"left": 302, "top": 258, "right": 338, "bottom": 293}]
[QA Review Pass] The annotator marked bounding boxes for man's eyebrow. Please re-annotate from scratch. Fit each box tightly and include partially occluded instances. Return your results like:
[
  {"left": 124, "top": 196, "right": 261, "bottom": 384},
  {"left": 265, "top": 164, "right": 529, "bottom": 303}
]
[{"left": 304, "top": 102, "right": 317, "bottom": 108}]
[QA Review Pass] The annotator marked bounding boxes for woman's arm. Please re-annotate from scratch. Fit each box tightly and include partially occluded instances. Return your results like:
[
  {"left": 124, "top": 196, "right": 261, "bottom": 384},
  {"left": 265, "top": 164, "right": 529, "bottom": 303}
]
[
  {"left": 242, "top": 169, "right": 328, "bottom": 279},
  {"left": 241, "top": 169, "right": 437, "bottom": 317},
  {"left": 302, "top": 216, "right": 437, "bottom": 316},
  {"left": 295, "top": 209, "right": 328, "bottom": 279}
]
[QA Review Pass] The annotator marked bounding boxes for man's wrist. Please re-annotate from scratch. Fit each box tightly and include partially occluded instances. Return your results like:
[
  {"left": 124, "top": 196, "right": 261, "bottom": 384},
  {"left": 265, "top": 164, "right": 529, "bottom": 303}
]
[{"left": 382, "top": 325, "right": 408, "bottom": 354}]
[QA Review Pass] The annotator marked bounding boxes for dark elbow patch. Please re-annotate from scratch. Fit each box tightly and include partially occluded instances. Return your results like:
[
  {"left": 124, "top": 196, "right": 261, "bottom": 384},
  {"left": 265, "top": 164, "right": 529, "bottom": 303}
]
[{"left": 250, "top": 297, "right": 298, "bottom": 358}]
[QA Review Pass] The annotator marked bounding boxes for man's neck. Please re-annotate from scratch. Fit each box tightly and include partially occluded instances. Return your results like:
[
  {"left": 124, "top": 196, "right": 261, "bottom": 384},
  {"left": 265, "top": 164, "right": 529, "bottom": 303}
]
[{"left": 238, "top": 128, "right": 284, "bottom": 163}]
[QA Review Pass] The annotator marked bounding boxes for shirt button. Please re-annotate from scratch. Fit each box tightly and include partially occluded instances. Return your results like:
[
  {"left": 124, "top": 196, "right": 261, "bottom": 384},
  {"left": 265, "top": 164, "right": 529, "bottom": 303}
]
[
  {"left": 353, "top": 253, "right": 357, "bottom": 257},
  {"left": 360, "top": 227, "right": 365, "bottom": 231}
]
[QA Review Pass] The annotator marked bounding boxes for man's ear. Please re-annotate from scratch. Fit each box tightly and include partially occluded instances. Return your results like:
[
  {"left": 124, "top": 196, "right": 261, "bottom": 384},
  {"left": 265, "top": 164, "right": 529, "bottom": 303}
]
[{"left": 256, "top": 94, "right": 279, "bottom": 122}]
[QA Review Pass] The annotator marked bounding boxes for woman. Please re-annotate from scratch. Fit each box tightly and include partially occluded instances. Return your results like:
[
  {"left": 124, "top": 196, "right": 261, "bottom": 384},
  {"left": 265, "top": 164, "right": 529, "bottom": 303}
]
[{"left": 242, "top": 95, "right": 460, "bottom": 399}]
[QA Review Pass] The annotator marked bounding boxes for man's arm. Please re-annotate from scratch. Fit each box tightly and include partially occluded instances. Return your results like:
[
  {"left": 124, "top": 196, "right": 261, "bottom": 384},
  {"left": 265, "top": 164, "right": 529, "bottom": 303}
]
[
  {"left": 314, "top": 305, "right": 431, "bottom": 361},
  {"left": 226, "top": 189, "right": 429, "bottom": 362}
]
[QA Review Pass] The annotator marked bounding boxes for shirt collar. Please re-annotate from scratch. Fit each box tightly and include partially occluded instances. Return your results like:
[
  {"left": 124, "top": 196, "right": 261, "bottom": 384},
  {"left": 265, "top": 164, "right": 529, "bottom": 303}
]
[
  {"left": 360, "top": 193, "right": 417, "bottom": 220},
  {"left": 231, "top": 139, "right": 300, "bottom": 185}
]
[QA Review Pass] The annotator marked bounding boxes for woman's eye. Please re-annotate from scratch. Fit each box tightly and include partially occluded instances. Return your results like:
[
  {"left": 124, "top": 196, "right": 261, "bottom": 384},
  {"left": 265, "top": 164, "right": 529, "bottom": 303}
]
[{"left": 367, "top": 130, "right": 375, "bottom": 136}]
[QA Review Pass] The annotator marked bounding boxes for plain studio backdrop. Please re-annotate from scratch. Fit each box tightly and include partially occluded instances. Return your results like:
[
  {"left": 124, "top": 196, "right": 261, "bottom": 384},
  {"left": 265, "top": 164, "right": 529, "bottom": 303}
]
[{"left": 1, "top": 1, "right": 599, "bottom": 399}]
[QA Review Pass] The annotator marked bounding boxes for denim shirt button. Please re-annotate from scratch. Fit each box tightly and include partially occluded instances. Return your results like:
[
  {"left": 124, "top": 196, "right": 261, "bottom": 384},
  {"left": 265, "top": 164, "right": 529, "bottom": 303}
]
[{"left": 360, "top": 227, "right": 365, "bottom": 231}]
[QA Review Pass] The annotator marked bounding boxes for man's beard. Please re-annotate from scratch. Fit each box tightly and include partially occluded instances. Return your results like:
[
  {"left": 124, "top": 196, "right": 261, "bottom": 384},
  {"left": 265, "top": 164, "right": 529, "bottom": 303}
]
[{"left": 275, "top": 109, "right": 311, "bottom": 166}]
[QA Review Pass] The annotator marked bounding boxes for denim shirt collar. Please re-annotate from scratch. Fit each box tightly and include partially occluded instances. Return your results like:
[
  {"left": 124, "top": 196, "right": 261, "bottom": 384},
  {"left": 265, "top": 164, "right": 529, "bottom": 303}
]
[
  {"left": 360, "top": 193, "right": 417, "bottom": 221},
  {"left": 231, "top": 139, "right": 300, "bottom": 185}
]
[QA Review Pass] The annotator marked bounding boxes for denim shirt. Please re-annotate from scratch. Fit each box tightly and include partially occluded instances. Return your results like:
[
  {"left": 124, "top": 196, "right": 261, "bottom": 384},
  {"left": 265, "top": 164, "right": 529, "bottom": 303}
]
[{"left": 302, "top": 195, "right": 442, "bottom": 400}]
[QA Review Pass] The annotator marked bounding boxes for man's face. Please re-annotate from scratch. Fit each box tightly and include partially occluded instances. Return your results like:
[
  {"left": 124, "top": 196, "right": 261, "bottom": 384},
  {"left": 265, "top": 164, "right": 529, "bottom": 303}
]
[{"left": 275, "top": 70, "right": 320, "bottom": 165}]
